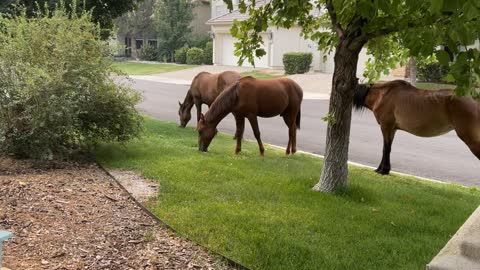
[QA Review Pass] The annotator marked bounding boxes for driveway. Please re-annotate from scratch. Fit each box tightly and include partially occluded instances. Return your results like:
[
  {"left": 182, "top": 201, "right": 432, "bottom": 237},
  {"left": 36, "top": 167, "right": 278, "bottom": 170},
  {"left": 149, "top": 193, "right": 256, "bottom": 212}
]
[
  {"left": 129, "top": 78, "right": 480, "bottom": 187},
  {"left": 129, "top": 64, "right": 334, "bottom": 99}
]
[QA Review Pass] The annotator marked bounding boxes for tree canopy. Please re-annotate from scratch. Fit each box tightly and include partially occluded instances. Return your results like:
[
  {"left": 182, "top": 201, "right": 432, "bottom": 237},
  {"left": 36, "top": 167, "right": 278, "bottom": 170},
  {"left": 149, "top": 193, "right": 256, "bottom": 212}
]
[
  {"left": 154, "top": 0, "right": 194, "bottom": 62},
  {"left": 0, "top": 0, "right": 143, "bottom": 38},
  {"left": 224, "top": 0, "right": 480, "bottom": 192}
]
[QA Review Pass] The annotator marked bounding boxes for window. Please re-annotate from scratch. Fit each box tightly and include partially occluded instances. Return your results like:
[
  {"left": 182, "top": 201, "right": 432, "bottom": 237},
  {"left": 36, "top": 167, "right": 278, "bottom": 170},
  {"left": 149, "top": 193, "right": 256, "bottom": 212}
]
[
  {"left": 147, "top": 40, "right": 158, "bottom": 48},
  {"left": 135, "top": 39, "right": 144, "bottom": 49}
]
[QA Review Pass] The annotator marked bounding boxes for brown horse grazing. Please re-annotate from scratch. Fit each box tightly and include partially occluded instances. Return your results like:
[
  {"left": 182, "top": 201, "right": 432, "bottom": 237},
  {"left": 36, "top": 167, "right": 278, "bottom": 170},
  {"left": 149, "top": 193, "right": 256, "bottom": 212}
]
[
  {"left": 197, "top": 76, "right": 303, "bottom": 155},
  {"left": 354, "top": 80, "right": 480, "bottom": 175},
  {"left": 178, "top": 71, "right": 241, "bottom": 127}
]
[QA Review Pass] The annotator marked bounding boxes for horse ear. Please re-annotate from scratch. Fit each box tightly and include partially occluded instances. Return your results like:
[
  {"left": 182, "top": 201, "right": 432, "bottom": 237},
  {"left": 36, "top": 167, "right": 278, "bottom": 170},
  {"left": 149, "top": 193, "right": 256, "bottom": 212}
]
[{"left": 178, "top": 101, "right": 182, "bottom": 106}]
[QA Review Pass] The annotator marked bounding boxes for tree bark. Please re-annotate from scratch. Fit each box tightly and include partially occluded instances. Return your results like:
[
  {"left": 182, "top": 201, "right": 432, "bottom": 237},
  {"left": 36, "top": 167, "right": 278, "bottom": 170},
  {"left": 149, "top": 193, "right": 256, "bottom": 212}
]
[
  {"left": 313, "top": 38, "right": 364, "bottom": 193},
  {"left": 409, "top": 56, "right": 417, "bottom": 86}
]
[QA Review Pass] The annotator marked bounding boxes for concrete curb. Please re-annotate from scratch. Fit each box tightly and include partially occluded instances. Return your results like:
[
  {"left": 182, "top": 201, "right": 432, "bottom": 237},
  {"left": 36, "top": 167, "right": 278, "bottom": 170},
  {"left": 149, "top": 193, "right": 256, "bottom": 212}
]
[
  {"left": 258, "top": 141, "right": 448, "bottom": 186},
  {"left": 427, "top": 206, "right": 480, "bottom": 270},
  {"left": 129, "top": 75, "right": 191, "bottom": 86}
]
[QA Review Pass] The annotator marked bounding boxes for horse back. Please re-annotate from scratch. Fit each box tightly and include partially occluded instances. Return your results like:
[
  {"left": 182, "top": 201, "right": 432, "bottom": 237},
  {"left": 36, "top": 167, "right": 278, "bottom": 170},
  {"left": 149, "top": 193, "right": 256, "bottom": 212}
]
[
  {"left": 380, "top": 86, "right": 456, "bottom": 137},
  {"left": 236, "top": 77, "right": 302, "bottom": 117},
  {"left": 190, "top": 72, "right": 220, "bottom": 105},
  {"left": 217, "top": 71, "right": 241, "bottom": 95}
]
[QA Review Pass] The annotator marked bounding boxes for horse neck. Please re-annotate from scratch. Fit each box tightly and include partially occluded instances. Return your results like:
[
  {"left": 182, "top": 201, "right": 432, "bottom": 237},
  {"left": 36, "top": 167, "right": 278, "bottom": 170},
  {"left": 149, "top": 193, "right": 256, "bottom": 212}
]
[
  {"left": 205, "top": 84, "right": 238, "bottom": 127},
  {"left": 183, "top": 90, "right": 194, "bottom": 110}
]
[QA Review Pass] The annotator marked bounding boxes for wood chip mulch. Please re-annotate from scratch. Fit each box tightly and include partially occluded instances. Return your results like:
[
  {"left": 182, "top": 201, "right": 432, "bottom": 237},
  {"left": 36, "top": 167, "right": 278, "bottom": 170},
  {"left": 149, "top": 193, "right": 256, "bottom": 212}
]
[{"left": 0, "top": 157, "right": 236, "bottom": 270}]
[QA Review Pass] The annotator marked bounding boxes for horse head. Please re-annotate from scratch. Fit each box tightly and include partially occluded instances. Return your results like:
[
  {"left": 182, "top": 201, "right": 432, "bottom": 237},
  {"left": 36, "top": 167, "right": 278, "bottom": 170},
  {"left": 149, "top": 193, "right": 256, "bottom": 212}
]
[
  {"left": 197, "top": 113, "right": 217, "bottom": 152},
  {"left": 178, "top": 101, "right": 191, "bottom": 128}
]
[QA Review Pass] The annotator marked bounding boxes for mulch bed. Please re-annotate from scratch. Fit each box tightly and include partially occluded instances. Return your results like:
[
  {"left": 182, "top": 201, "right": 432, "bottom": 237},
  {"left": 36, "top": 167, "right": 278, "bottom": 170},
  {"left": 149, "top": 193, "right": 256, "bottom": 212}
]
[{"left": 0, "top": 157, "right": 235, "bottom": 270}]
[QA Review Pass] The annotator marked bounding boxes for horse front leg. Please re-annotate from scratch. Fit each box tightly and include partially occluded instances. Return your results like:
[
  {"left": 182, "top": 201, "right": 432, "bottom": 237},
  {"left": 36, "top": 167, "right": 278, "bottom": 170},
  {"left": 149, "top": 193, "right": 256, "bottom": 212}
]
[
  {"left": 247, "top": 115, "right": 265, "bottom": 156},
  {"left": 234, "top": 114, "right": 245, "bottom": 154},
  {"left": 232, "top": 112, "right": 239, "bottom": 140},
  {"left": 195, "top": 100, "right": 202, "bottom": 128},
  {"left": 376, "top": 126, "right": 396, "bottom": 175}
]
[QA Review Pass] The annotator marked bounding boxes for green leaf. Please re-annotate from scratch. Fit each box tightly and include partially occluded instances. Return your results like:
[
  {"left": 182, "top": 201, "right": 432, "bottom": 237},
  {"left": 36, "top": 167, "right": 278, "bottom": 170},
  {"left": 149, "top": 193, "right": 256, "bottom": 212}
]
[
  {"left": 436, "top": 50, "right": 450, "bottom": 65},
  {"left": 429, "top": 0, "right": 443, "bottom": 13},
  {"left": 443, "top": 73, "right": 455, "bottom": 82},
  {"left": 255, "top": 49, "right": 266, "bottom": 57}
]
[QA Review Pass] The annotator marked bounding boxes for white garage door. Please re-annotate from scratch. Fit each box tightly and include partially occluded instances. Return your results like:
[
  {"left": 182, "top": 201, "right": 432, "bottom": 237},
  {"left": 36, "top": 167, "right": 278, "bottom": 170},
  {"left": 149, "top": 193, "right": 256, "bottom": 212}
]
[{"left": 220, "top": 34, "right": 269, "bottom": 68}]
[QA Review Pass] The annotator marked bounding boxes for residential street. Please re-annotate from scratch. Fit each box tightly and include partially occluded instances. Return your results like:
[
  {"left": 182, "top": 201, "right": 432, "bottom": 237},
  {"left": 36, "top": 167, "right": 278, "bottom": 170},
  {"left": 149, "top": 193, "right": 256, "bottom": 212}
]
[{"left": 130, "top": 78, "right": 480, "bottom": 187}]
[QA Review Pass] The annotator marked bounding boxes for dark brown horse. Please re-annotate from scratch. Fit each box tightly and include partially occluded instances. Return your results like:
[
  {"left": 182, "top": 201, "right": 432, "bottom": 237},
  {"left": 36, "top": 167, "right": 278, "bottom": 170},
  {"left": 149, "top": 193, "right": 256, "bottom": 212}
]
[
  {"left": 178, "top": 71, "right": 241, "bottom": 127},
  {"left": 354, "top": 80, "right": 480, "bottom": 175},
  {"left": 197, "top": 76, "right": 303, "bottom": 155}
]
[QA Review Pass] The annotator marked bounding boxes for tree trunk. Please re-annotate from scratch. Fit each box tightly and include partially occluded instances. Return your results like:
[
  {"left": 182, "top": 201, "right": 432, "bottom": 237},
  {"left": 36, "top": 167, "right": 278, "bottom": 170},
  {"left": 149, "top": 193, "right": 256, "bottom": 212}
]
[
  {"left": 313, "top": 39, "right": 364, "bottom": 193},
  {"left": 409, "top": 56, "right": 417, "bottom": 86}
]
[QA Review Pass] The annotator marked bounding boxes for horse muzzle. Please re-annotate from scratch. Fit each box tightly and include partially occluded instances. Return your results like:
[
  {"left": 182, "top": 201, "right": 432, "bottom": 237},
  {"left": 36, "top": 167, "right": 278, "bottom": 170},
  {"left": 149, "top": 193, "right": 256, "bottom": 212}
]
[{"left": 198, "top": 143, "right": 208, "bottom": 152}]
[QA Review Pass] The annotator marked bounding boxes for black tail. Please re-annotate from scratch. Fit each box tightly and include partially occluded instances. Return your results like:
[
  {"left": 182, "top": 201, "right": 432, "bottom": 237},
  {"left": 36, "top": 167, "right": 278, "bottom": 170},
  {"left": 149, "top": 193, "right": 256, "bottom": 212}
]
[
  {"left": 296, "top": 110, "right": 301, "bottom": 130},
  {"left": 353, "top": 84, "right": 370, "bottom": 110}
]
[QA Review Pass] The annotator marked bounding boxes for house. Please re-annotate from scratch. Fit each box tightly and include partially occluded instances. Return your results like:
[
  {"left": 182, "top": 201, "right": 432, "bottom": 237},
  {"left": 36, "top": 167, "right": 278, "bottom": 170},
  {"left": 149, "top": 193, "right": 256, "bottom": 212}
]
[
  {"left": 115, "top": 0, "right": 211, "bottom": 58},
  {"left": 207, "top": 0, "right": 370, "bottom": 77}
]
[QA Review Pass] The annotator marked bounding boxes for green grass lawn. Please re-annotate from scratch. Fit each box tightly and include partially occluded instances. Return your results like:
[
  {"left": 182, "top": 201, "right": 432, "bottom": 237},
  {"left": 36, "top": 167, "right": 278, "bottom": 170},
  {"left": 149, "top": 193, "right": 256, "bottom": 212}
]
[
  {"left": 416, "top": 82, "right": 456, "bottom": 90},
  {"left": 96, "top": 118, "right": 480, "bottom": 270},
  {"left": 112, "top": 61, "right": 196, "bottom": 75},
  {"left": 241, "top": 70, "right": 284, "bottom": 79}
]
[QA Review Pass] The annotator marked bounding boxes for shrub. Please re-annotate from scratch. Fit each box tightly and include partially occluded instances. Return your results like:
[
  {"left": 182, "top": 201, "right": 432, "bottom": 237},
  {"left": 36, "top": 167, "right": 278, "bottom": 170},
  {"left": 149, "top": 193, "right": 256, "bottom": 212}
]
[
  {"left": 186, "top": 47, "right": 204, "bottom": 65},
  {"left": 417, "top": 62, "right": 450, "bottom": 82},
  {"left": 203, "top": 41, "right": 213, "bottom": 65},
  {"left": 283, "top": 52, "right": 313, "bottom": 74},
  {"left": 137, "top": 44, "right": 158, "bottom": 61},
  {"left": 0, "top": 7, "right": 142, "bottom": 160},
  {"left": 175, "top": 47, "right": 188, "bottom": 64}
]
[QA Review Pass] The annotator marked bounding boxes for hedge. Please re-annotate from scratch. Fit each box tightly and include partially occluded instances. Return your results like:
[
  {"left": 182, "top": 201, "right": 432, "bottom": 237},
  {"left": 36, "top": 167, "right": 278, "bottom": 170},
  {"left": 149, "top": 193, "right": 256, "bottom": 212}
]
[
  {"left": 186, "top": 47, "right": 204, "bottom": 65},
  {"left": 283, "top": 52, "right": 313, "bottom": 74},
  {"left": 417, "top": 62, "right": 450, "bottom": 83},
  {"left": 175, "top": 47, "right": 188, "bottom": 64}
]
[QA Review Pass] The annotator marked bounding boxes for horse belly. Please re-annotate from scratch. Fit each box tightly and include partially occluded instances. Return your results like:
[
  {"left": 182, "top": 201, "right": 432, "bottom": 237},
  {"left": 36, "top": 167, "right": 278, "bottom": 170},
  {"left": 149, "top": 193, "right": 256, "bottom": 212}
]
[
  {"left": 257, "top": 100, "right": 288, "bottom": 117},
  {"left": 396, "top": 115, "right": 454, "bottom": 137}
]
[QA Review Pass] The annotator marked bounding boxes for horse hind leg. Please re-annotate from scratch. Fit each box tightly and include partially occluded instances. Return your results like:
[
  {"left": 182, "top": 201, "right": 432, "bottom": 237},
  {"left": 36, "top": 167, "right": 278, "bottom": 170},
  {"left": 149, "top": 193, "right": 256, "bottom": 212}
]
[
  {"left": 283, "top": 111, "right": 298, "bottom": 155},
  {"left": 282, "top": 114, "right": 292, "bottom": 154},
  {"left": 455, "top": 128, "right": 480, "bottom": 160}
]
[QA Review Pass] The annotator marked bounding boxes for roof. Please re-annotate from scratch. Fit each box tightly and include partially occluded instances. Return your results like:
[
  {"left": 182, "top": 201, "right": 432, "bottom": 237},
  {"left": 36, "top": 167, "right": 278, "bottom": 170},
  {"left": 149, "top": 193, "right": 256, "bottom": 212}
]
[
  {"left": 207, "top": 2, "right": 323, "bottom": 25},
  {"left": 207, "top": 1, "right": 266, "bottom": 25}
]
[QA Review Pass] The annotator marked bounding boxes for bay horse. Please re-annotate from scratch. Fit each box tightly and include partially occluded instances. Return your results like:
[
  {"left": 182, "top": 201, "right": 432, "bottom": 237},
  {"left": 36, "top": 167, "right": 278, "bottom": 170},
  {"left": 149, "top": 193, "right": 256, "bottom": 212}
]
[
  {"left": 197, "top": 76, "right": 303, "bottom": 155},
  {"left": 178, "top": 71, "right": 241, "bottom": 127},
  {"left": 354, "top": 80, "right": 480, "bottom": 175}
]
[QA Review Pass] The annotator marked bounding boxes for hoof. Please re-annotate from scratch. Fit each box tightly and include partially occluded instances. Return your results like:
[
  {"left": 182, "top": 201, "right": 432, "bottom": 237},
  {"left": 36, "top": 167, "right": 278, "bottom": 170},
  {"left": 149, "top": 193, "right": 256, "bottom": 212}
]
[{"left": 375, "top": 167, "right": 390, "bottom": 175}]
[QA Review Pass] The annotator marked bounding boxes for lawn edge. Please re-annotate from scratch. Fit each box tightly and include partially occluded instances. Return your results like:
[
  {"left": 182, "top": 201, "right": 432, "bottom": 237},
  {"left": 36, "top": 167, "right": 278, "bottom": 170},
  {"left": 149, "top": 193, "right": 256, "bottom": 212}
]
[{"left": 95, "top": 161, "right": 250, "bottom": 270}]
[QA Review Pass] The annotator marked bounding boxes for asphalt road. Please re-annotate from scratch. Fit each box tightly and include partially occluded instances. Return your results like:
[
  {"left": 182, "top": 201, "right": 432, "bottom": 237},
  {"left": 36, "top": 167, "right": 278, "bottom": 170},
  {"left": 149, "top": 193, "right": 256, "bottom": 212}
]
[{"left": 130, "top": 78, "right": 480, "bottom": 186}]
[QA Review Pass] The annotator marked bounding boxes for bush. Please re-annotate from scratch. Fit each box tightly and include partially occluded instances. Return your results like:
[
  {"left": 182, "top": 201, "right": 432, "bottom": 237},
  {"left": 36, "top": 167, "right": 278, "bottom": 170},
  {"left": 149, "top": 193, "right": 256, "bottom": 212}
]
[
  {"left": 283, "top": 52, "right": 313, "bottom": 74},
  {"left": 0, "top": 7, "right": 142, "bottom": 160},
  {"left": 174, "top": 47, "right": 188, "bottom": 64},
  {"left": 417, "top": 62, "right": 450, "bottom": 82},
  {"left": 186, "top": 47, "right": 204, "bottom": 65},
  {"left": 137, "top": 44, "right": 158, "bottom": 61},
  {"left": 203, "top": 41, "right": 213, "bottom": 65}
]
